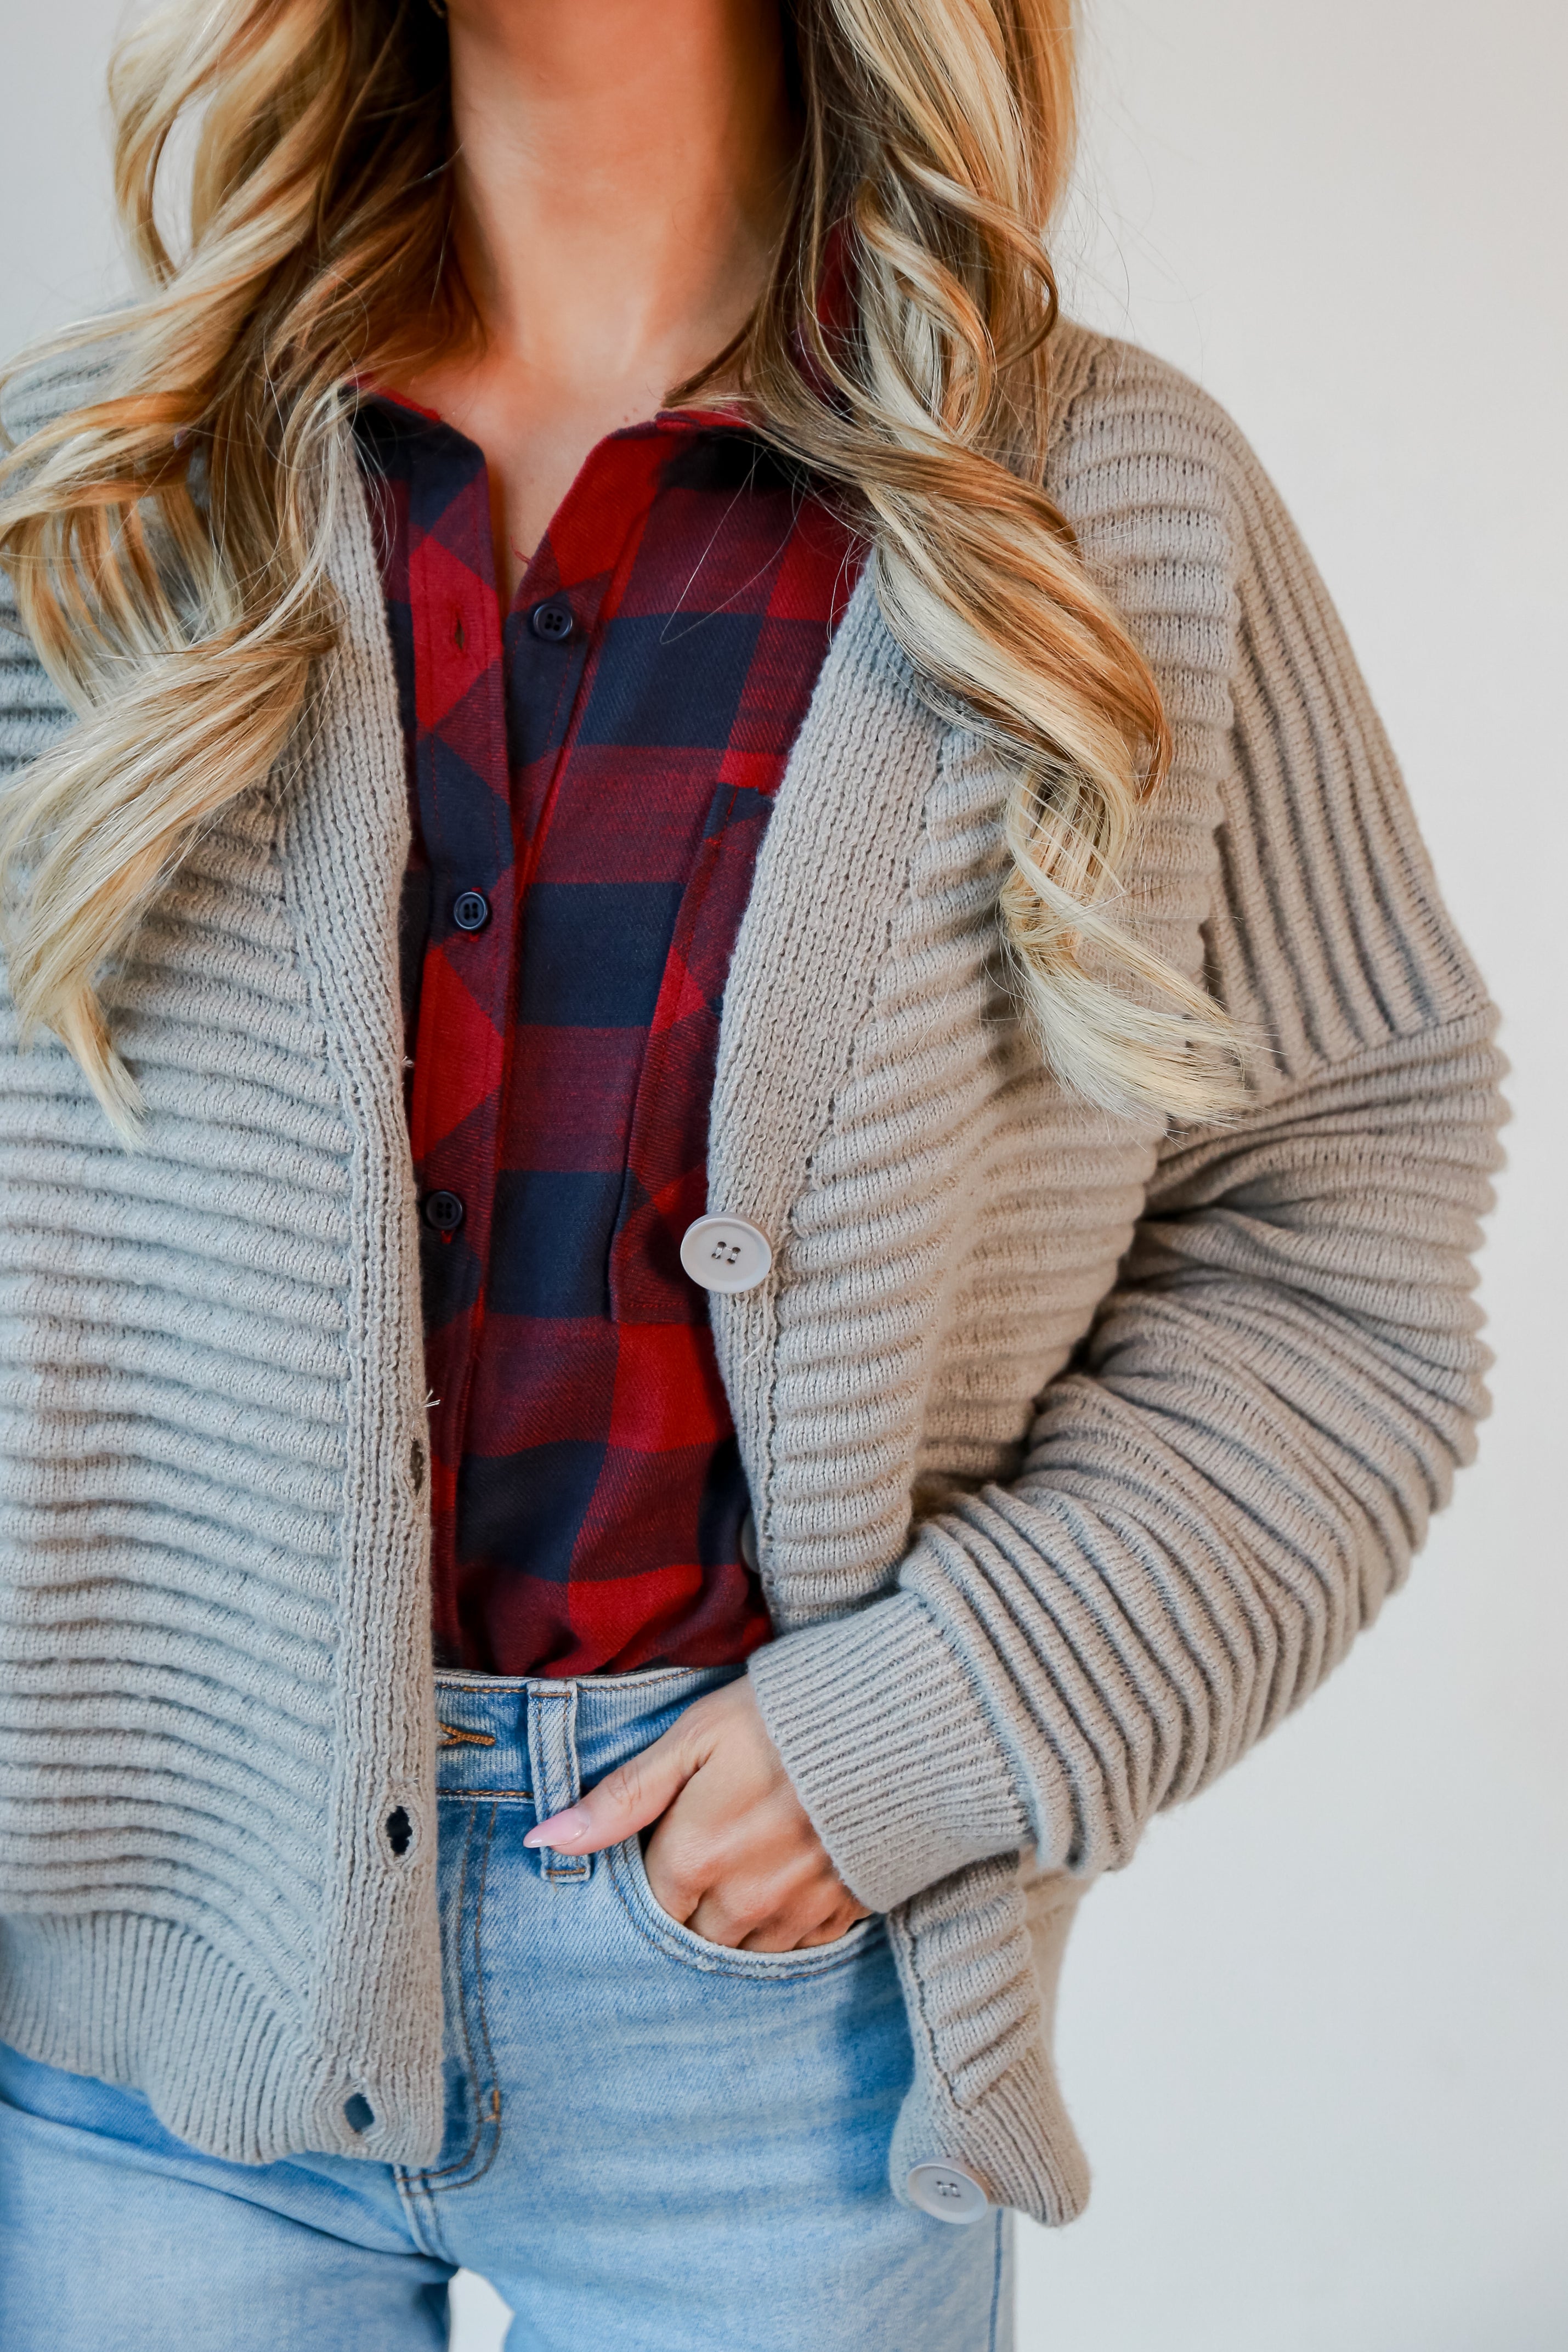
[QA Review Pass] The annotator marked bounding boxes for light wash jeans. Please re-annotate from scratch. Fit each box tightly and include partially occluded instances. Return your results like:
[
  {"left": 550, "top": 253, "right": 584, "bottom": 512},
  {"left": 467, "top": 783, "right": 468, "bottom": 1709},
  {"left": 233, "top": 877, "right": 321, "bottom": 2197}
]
[{"left": 0, "top": 1663, "right": 1012, "bottom": 2350}]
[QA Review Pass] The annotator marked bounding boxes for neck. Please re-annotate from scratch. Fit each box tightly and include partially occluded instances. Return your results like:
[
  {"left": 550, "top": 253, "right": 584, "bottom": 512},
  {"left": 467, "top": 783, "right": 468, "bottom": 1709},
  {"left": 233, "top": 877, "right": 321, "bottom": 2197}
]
[{"left": 441, "top": 0, "right": 797, "bottom": 394}]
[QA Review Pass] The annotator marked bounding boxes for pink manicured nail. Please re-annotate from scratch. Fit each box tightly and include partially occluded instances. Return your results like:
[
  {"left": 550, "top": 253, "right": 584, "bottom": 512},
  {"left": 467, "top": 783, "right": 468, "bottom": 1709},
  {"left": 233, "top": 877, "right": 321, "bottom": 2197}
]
[{"left": 524, "top": 1806, "right": 587, "bottom": 1849}]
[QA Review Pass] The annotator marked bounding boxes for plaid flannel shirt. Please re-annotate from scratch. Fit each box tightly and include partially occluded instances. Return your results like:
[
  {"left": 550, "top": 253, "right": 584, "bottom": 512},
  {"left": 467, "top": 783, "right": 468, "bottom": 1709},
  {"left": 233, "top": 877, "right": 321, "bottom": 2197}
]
[{"left": 355, "top": 394, "right": 863, "bottom": 1674}]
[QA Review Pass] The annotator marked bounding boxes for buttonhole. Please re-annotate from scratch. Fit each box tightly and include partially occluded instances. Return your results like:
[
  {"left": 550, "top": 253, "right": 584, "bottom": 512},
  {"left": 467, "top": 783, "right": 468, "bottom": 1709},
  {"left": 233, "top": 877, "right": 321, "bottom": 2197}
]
[
  {"left": 409, "top": 1439, "right": 427, "bottom": 1494},
  {"left": 384, "top": 1806, "right": 414, "bottom": 1858},
  {"left": 344, "top": 2093, "right": 375, "bottom": 2134},
  {"left": 452, "top": 613, "right": 465, "bottom": 652}
]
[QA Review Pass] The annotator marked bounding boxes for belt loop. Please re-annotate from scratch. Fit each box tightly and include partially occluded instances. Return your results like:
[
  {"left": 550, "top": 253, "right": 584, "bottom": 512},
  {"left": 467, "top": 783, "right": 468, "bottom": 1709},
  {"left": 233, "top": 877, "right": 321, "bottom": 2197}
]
[{"left": 525, "top": 1683, "right": 590, "bottom": 1885}]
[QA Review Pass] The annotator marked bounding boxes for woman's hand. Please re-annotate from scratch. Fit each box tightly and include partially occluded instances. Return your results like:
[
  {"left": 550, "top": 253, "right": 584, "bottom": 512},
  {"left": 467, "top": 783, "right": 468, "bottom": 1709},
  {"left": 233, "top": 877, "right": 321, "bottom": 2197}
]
[{"left": 523, "top": 1677, "right": 871, "bottom": 1952}]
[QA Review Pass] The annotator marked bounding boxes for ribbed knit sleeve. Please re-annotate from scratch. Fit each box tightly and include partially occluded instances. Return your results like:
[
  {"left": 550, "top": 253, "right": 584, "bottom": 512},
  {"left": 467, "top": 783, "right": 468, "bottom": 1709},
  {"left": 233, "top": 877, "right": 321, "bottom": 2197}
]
[{"left": 751, "top": 364, "right": 1506, "bottom": 1912}]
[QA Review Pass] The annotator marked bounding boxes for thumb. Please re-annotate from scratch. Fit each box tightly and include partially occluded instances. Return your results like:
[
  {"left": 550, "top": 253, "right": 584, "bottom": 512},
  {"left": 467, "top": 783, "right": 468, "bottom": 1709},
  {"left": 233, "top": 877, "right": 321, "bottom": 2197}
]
[{"left": 523, "top": 1721, "right": 699, "bottom": 1856}]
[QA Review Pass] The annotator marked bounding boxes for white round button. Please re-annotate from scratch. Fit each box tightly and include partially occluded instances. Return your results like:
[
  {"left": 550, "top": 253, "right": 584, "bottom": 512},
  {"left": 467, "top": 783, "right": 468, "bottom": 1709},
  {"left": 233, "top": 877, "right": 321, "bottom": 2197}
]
[
  {"left": 679, "top": 1214, "right": 773, "bottom": 1295},
  {"left": 905, "top": 2162, "right": 991, "bottom": 2225}
]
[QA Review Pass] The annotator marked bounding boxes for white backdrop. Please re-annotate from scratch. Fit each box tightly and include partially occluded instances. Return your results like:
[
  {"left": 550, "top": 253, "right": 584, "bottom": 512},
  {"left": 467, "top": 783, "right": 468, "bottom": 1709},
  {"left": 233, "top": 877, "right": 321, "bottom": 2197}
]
[{"left": 3, "top": 3, "right": 1564, "bottom": 2345}]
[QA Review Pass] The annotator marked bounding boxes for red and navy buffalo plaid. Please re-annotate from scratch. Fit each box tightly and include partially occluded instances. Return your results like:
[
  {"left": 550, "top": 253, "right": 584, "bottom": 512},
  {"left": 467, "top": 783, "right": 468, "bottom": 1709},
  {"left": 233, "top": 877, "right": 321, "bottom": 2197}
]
[{"left": 354, "top": 394, "right": 863, "bottom": 1675}]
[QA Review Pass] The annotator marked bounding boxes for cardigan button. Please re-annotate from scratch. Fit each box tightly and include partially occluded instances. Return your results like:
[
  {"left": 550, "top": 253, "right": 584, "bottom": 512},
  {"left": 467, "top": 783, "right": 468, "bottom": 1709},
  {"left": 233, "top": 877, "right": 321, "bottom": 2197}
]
[
  {"left": 679, "top": 1215, "right": 772, "bottom": 1295},
  {"left": 905, "top": 2162, "right": 990, "bottom": 2225}
]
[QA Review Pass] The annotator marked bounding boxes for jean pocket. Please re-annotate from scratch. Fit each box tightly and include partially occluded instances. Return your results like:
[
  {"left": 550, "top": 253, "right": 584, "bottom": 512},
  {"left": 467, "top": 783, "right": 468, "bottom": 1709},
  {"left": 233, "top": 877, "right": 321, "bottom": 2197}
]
[{"left": 607, "top": 1835, "right": 881, "bottom": 1980}]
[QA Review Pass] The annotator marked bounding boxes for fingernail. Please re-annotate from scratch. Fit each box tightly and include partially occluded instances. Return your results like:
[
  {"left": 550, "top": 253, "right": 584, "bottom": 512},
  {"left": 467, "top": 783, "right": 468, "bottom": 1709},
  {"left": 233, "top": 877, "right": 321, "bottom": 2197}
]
[{"left": 524, "top": 1806, "right": 587, "bottom": 1850}]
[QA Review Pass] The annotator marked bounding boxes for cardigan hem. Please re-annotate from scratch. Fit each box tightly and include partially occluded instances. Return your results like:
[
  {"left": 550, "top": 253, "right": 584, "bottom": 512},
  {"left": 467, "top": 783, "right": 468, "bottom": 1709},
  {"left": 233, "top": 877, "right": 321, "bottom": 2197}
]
[{"left": 0, "top": 1908, "right": 444, "bottom": 2168}]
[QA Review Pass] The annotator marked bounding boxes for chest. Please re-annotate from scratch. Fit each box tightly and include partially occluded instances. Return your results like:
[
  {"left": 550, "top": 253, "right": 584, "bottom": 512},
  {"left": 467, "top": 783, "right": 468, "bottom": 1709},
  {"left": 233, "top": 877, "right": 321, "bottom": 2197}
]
[{"left": 354, "top": 399, "right": 870, "bottom": 1667}]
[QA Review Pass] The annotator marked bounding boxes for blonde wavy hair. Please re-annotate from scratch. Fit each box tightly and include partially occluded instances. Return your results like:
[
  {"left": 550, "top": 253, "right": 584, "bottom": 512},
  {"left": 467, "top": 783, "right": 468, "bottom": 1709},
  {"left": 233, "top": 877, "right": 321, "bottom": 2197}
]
[{"left": 0, "top": 0, "right": 1245, "bottom": 1138}]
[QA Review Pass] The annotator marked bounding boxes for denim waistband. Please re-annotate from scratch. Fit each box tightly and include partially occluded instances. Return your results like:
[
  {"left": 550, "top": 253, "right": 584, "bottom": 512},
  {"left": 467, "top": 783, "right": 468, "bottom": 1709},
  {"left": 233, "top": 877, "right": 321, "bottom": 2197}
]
[{"left": 433, "top": 1661, "right": 743, "bottom": 1881}]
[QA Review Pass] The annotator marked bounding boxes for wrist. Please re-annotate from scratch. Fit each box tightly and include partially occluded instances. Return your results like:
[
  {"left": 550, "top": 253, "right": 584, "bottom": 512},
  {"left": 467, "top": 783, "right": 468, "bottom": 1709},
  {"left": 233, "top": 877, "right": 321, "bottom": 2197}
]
[{"left": 747, "top": 1590, "right": 1031, "bottom": 1912}]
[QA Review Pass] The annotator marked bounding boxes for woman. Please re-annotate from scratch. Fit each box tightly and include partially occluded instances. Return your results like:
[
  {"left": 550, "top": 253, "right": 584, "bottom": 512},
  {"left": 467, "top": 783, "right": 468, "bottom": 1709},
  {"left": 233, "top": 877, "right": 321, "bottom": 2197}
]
[{"left": 0, "top": 0, "right": 1502, "bottom": 2343}]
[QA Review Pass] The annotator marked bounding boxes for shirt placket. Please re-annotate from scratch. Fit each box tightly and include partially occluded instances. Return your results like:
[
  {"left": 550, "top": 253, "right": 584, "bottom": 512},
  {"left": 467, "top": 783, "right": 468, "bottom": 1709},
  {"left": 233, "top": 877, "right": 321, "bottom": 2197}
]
[{"left": 404, "top": 434, "right": 516, "bottom": 1656}]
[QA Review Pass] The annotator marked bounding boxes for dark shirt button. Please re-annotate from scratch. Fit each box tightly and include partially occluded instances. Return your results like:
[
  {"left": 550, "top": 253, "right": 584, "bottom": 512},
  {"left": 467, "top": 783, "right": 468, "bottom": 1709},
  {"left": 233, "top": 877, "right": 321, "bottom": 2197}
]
[
  {"left": 529, "top": 599, "right": 575, "bottom": 643},
  {"left": 451, "top": 889, "right": 489, "bottom": 932},
  {"left": 423, "top": 1189, "right": 465, "bottom": 1234}
]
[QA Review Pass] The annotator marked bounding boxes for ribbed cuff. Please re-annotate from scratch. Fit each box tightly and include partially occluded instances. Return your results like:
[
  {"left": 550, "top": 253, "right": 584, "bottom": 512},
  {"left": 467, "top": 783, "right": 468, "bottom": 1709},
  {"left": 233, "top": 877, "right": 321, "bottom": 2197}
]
[{"left": 748, "top": 1590, "right": 1032, "bottom": 1913}]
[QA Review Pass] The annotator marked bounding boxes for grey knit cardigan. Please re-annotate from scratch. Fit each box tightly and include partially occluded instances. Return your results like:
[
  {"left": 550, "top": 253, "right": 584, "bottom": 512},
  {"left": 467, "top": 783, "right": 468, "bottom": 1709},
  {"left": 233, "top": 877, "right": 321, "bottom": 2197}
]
[{"left": 0, "top": 325, "right": 1504, "bottom": 2221}]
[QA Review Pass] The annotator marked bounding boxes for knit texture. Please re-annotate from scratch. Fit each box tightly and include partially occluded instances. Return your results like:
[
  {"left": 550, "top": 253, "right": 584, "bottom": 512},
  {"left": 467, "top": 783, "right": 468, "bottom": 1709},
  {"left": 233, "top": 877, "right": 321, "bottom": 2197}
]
[
  {"left": 0, "top": 329, "right": 1503, "bottom": 2214},
  {"left": 0, "top": 349, "right": 441, "bottom": 2164}
]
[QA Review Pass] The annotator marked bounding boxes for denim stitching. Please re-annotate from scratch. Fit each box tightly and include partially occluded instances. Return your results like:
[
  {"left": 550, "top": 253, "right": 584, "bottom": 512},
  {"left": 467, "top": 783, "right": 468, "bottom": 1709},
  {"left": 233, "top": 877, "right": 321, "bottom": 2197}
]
[
  {"left": 987, "top": 2211, "right": 1008, "bottom": 2351},
  {"left": 530, "top": 1683, "right": 590, "bottom": 1884},
  {"left": 404, "top": 1800, "right": 499, "bottom": 2192},
  {"left": 393, "top": 1797, "right": 480, "bottom": 2256},
  {"left": 433, "top": 1661, "right": 705, "bottom": 1695},
  {"left": 608, "top": 1839, "right": 879, "bottom": 1981},
  {"left": 420, "top": 1797, "right": 506, "bottom": 2197},
  {"left": 392, "top": 2146, "right": 441, "bottom": 2260}
]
